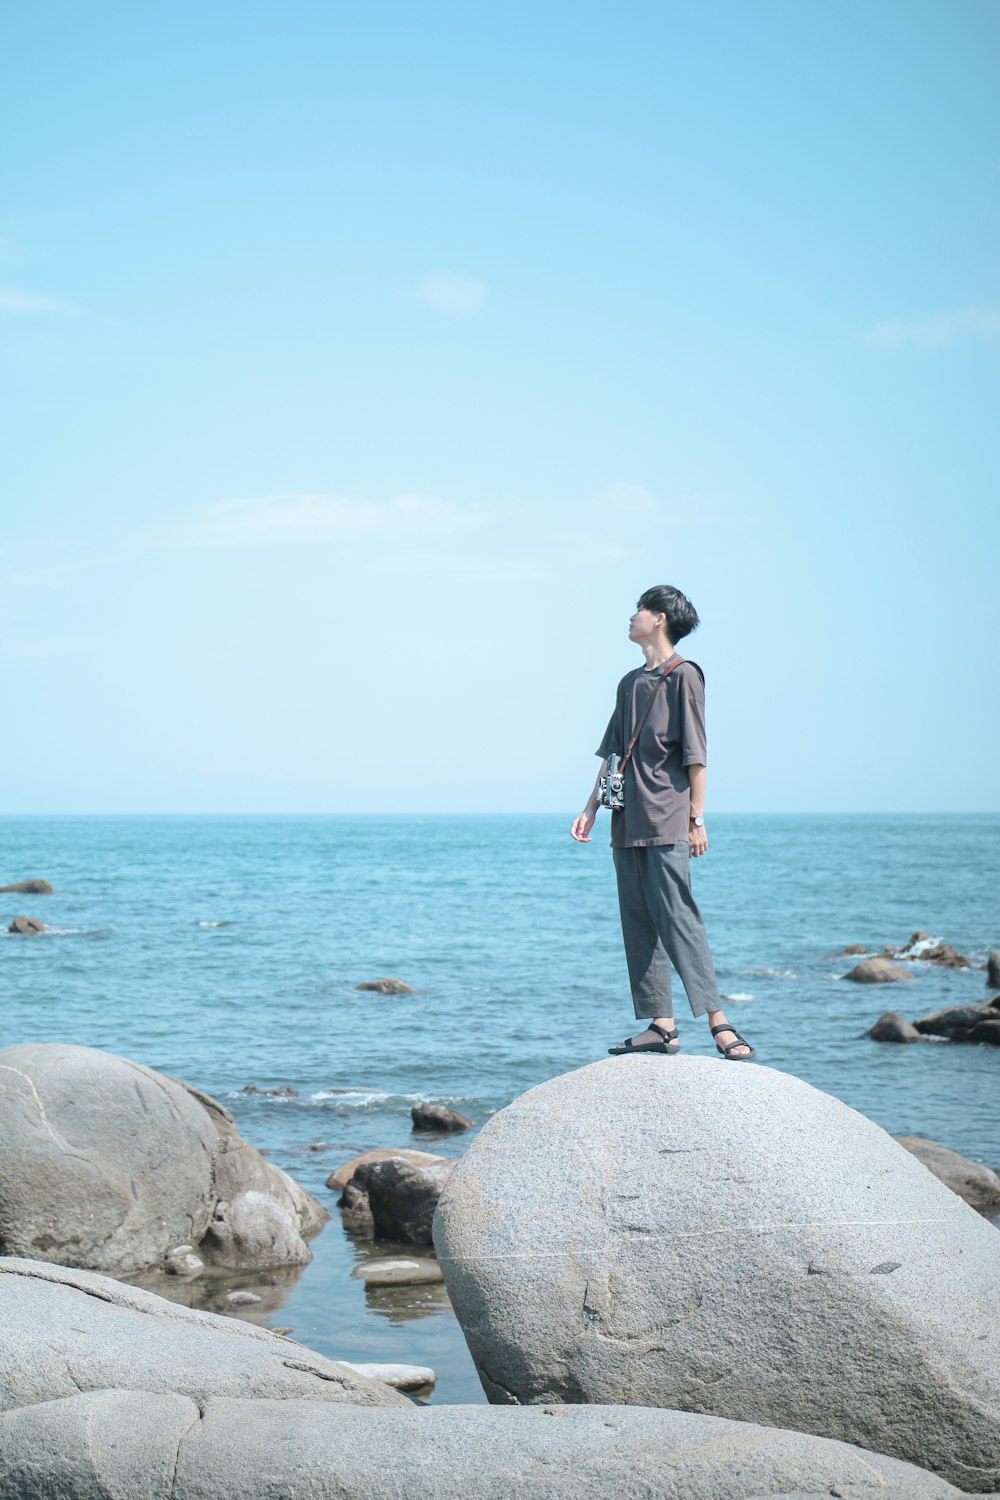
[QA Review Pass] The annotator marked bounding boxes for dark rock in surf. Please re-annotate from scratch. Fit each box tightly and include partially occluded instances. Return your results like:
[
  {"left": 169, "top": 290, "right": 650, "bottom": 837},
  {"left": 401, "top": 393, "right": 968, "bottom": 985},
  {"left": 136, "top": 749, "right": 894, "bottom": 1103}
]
[
  {"left": 867, "top": 1012, "right": 921, "bottom": 1043},
  {"left": 326, "top": 1148, "right": 444, "bottom": 1195},
  {"left": 916, "top": 943, "right": 970, "bottom": 969},
  {"left": 913, "top": 998, "right": 1000, "bottom": 1044},
  {"left": 352, "top": 1157, "right": 455, "bottom": 1245},
  {"left": 987, "top": 951, "right": 1000, "bottom": 989},
  {"left": 411, "top": 1102, "right": 473, "bottom": 1133}
]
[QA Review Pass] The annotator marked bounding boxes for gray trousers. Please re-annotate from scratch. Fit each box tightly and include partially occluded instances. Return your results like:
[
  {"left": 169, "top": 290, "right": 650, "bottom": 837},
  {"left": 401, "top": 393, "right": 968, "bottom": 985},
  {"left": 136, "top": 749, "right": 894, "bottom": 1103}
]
[{"left": 613, "top": 843, "right": 722, "bottom": 1019}]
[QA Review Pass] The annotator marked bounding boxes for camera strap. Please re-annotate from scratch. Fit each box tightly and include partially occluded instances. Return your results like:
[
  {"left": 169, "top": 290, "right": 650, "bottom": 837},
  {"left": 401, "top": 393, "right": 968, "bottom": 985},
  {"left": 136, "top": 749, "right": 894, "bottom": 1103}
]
[{"left": 618, "top": 655, "right": 690, "bottom": 773}]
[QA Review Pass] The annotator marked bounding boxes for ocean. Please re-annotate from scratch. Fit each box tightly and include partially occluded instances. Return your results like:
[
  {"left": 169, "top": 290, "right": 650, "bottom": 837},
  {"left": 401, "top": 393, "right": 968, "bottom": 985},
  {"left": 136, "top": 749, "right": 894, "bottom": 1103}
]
[{"left": 2, "top": 812, "right": 997, "bottom": 1402}]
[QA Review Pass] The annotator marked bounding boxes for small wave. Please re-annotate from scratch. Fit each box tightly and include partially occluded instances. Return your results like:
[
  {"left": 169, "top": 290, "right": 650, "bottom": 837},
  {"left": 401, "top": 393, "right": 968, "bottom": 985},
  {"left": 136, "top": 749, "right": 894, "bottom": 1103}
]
[
  {"left": 197, "top": 920, "right": 234, "bottom": 929},
  {"left": 898, "top": 935, "right": 940, "bottom": 960},
  {"left": 721, "top": 991, "right": 754, "bottom": 1002},
  {"left": 310, "top": 1089, "right": 392, "bottom": 1106},
  {"left": 744, "top": 967, "right": 797, "bottom": 979}
]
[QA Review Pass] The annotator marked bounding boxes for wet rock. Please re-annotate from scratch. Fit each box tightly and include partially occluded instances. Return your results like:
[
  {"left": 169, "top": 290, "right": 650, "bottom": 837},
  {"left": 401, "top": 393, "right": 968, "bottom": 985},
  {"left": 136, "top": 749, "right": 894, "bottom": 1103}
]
[
  {"left": 913, "top": 997, "right": 1000, "bottom": 1044},
  {"left": 987, "top": 951, "right": 1000, "bottom": 989},
  {"left": 411, "top": 1102, "right": 473, "bottom": 1133},
  {"left": 340, "top": 1181, "right": 375, "bottom": 1226},
  {"left": 7, "top": 915, "right": 46, "bottom": 934},
  {"left": 844, "top": 956, "right": 914, "bottom": 983},
  {"left": 434, "top": 1056, "right": 1000, "bottom": 1491},
  {"left": 916, "top": 943, "right": 971, "bottom": 968},
  {"left": 164, "top": 1246, "right": 205, "bottom": 1277},
  {"left": 840, "top": 943, "right": 868, "bottom": 955},
  {"left": 895, "top": 1137, "right": 1000, "bottom": 1219},
  {"left": 343, "top": 1362, "right": 436, "bottom": 1392},
  {"left": 355, "top": 977, "right": 415, "bottom": 994},
  {"left": 354, "top": 1157, "right": 455, "bottom": 1245},
  {"left": 351, "top": 1258, "right": 444, "bottom": 1286},
  {"left": 327, "top": 1148, "right": 444, "bottom": 1196},
  {"left": 0, "top": 878, "right": 53, "bottom": 895},
  {"left": 0, "top": 1257, "right": 409, "bottom": 1415},
  {"left": 224, "top": 1289, "right": 262, "bottom": 1305},
  {"left": 0, "top": 1042, "right": 327, "bottom": 1275},
  {"left": 867, "top": 1011, "right": 922, "bottom": 1043},
  {"left": 240, "top": 1083, "right": 298, "bottom": 1097},
  {"left": 0, "top": 1393, "right": 966, "bottom": 1499}
]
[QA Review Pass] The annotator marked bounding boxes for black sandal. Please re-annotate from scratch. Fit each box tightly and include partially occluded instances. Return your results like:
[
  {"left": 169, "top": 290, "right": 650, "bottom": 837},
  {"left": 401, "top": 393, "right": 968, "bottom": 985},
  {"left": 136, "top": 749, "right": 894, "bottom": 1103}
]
[
  {"left": 608, "top": 1022, "right": 679, "bottom": 1056},
  {"left": 711, "top": 1023, "right": 755, "bottom": 1061}
]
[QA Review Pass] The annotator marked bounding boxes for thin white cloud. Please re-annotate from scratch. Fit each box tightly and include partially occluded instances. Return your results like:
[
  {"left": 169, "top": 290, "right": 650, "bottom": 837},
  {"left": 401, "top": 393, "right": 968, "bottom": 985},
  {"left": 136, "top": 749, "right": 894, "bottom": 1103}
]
[
  {"left": 0, "top": 285, "right": 73, "bottom": 316},
  {"left": 162, "top": 492, "right": 484, "bottom": 550},
  {"left": 418, "top": 271, "right": 489, "bottom": 316},
  {"left": 865, "top": 305, "right": 1000, "bottom": 350}
]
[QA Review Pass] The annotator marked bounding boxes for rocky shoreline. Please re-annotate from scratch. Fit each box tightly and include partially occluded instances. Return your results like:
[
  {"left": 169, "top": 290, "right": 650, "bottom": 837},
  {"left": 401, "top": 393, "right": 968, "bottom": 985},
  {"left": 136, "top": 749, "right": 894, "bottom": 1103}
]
[{"left": 1, "top": 1040, "right": 998, "bottom": 1496}]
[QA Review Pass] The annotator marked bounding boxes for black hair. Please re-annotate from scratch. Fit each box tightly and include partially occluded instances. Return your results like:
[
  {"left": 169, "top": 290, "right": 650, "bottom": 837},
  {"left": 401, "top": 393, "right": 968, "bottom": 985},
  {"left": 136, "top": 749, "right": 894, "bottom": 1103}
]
[{"left": 636, "top": 585, "right": 700, "bottom": 643}]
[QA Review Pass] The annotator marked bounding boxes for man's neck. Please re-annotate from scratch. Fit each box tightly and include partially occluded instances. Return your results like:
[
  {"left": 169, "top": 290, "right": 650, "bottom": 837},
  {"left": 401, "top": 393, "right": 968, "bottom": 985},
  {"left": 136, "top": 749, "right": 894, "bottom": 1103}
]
[{"left": 641, "top": 637, "right": 677, "bottom": 670}]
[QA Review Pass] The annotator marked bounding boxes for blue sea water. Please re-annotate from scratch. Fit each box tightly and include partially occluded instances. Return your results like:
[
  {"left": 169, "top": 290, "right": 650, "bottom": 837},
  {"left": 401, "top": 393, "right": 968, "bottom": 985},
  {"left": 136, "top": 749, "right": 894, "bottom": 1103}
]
[{"left": 2, "top": 813, "right": 998, "bottom": 1401}]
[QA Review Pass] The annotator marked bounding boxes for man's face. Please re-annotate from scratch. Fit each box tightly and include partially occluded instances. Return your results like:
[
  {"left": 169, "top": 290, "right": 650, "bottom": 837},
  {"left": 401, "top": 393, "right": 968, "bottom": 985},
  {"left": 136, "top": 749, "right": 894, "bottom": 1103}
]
[{"left": 628, "top": 606, "right": 665, "bottom": 643}]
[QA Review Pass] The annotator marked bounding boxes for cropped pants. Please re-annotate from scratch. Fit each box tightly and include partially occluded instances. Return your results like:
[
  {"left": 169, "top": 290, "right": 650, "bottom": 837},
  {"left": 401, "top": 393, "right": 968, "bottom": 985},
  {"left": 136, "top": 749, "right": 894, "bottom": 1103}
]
[{"left": 613, "top": 843, "right": 722, "bottom": 1020}]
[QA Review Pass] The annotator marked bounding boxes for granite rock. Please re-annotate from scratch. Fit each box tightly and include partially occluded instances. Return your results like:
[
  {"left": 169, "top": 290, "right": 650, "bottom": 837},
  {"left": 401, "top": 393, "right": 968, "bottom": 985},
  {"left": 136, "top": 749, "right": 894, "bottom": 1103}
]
[
  {"left": 355, "top": 977, "right": 415, "bottom": 994},
  {"left": 868, "top": 1011, "right": 922, "bottom": 1043},
  {"left": 327, "top": 1147, "right": 444, "bottom": 1194},
  {"left": 354, "top": 1157, "right": 455, "bottom": 1245},
  {"left": 6, "top": 915, "right": 46, "bottom": 934},
  {"left": 411, "top": 1102, "right": 473, "bottom": 1132},
  {"left": 0, "top": 878, "right": 53, "bottom": 894},
  {"left": 0, "top": 1257, "right": 408, "bottom": 1414},
  {"left": 0, "top": 1392, "right": 965, "bottom": 1499},
  {"left": 913, "top": 999, "right": 1000, "bottom": 1044},
  {"left": 433, "top": 1056, "right": 1000, "bottom": 1492},
  {"left": 0, "top": 1042, "right": 327, "bottom": 1274},
  {"left": 844, "top": 957, "right": 914, "bottom": 983},
  {"left": 895, "top": 1137, "right": 1000, "bottom": 1219}
]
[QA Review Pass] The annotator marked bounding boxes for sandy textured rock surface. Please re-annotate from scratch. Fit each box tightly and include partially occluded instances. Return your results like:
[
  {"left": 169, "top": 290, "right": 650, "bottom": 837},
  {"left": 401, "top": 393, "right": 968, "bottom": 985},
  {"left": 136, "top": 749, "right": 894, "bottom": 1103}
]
[
  {"left": 0, "top": 1042, "right": 326, "bottom": 1274},
  {"left": 0, "top": 1392, "right": 965, "bottom": 1499},
  {"left": 0, "top": 1257, "right": 407, "bottom": 1414},
  {"left": 434, "top": 1056, "right": 1000, "bottom": 1492}
]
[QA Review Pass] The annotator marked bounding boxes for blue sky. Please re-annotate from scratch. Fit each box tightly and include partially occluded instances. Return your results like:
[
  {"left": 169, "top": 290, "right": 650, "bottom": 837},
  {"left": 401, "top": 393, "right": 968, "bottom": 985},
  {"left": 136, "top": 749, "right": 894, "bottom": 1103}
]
[{"left": 2, "top": 1, "right": 998, "bottom": 813}]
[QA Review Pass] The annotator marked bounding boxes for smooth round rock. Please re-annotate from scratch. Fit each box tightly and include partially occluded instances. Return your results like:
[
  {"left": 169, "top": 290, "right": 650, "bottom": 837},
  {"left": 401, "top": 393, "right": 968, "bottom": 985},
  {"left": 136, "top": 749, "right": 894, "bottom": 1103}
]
[
  {"left": 868, "top": 1011, "right": 922, "bottom": 1043},
  {"left": 433, "top": 1056, "right": 1000, "bottom": 1492},
  {"left": 351, "top": 1258, "right": 444, "bottom": 1285},
  {"left": 342, "top": 1362, "right": 437, "bottom": 1392},
  {"left": 844, "top": 957, "right": 913, "bottom": 983}
]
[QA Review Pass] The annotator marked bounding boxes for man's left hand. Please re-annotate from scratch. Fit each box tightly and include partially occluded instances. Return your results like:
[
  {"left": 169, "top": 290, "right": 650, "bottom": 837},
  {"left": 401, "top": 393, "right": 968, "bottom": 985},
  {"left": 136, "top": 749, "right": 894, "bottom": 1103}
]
[{"left": 689, "top": 823, "right": 708, "bottom": 857}]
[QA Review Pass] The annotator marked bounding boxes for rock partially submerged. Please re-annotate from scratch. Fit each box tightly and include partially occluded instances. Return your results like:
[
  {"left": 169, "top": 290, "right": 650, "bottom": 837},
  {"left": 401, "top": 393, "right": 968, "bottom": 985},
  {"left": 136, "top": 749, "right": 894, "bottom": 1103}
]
[
  {"left": 6, "top": 915, "right": 46, "bottom": 934},
  {"left": 0, "top": 878, "right": 53, "bottom": 894},
  {"left": 411, "top": 1101, "right": 473, "bottom": 1132},
  {"left": 868, "top": 1011, "right": 922, "bottom": 1043},
  {"left": 327, "top": 1147, "right": 444, "bottom": 1195},
  {"left": 896, "top": 1137, "right": 1000, "bottom": 1219},
  {"left": 0, "top": 1042, "right": 327, "bottom": 1275},
  {"left": 0, "top": 1393, "right": 965, "bottom": 1499},
  {"left": 434, "top": 1055, "right": 1000, "bottom": 1491},
  {"left": 352, "top": 1156, "right": 455, "bottom": 1245},
  {"left": 987, "top": 951, "right": 1000, "bottom": 989},
  {"left": 0, "top": 1257, "right": 406, "bottom": 1414},
  {"left": 356, "top": 977, "right": 415, "bottom": 994},
  {"left": 351, "top": 1258, "right": 443, "bottom": 1286},
  {"left": 844, "top": 956, "right": 913, "bottom": 983},
  {"left": 913, "top": 997, "right": 1000, "bottom": 1045}
]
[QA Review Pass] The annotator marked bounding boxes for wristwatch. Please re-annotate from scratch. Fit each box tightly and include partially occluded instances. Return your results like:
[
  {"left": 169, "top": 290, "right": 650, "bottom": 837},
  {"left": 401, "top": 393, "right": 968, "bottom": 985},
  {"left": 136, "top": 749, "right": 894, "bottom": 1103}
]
[{"left": 689, "top": 814, "right": 705, "bottom": 828}]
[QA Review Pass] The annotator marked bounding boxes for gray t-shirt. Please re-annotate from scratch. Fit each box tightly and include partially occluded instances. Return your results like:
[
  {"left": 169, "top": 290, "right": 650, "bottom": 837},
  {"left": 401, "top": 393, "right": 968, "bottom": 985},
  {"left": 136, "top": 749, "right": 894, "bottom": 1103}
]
[{"left": 596, "top": 655, "right": 707, "bottom": 848}]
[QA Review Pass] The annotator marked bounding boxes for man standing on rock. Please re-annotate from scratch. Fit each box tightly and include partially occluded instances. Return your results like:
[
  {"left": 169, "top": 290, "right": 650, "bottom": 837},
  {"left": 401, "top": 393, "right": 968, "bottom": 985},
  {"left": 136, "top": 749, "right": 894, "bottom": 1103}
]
[{"left": 570, "top": 585, "right": 754, "bottom": 1061}]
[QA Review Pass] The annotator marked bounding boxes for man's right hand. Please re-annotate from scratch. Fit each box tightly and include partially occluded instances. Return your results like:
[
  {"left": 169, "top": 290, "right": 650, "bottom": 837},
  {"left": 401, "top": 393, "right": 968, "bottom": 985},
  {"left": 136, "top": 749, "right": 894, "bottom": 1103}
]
[{"left": 570, "top": 810, "right": 597, "bottom": 842}]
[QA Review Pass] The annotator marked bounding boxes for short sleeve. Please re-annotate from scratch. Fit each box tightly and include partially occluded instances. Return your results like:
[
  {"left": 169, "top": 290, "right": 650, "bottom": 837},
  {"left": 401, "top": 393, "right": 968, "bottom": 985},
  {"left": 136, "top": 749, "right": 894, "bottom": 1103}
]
[
  {"left": 595, "top": 711, "right": 618, "bottom": 760},
  {"left": 678, "top": 668, "right": 707, "bottom": 767}
]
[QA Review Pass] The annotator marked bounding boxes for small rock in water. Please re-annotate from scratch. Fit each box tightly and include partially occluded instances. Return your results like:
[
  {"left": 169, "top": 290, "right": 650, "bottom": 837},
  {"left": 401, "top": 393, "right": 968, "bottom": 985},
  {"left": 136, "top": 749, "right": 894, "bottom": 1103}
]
[
  {"left": 240, "top": 1083, "right": 297, "bottom": 1097},
  {"left": 916, "top": 943, "right": 971, "bottom": 968},
  {"left": 241, "top": 1083, "right": 261, "bottom": 1094},
  {"left": 987, "top": 951, "right": 1000, "bottom": 989},
  {"left": 327, "top": 1147, "right": 444, "bottom": 1194},
  {"left": 164, "top": 1245, "right": 205, "bottom": 1276},
  {"left": 351, "top": 1258, "right": 444, "bottom": 1286},
  {"left": 225, "top": 1289, "right": 263, "bottom": 1305},
  {"left": 343, "top": 1360, "right": 437, "bottom": 1393},
  {"left": 868, "top": 1012, "right": 922, "bottom": 1044},
  {"left": 356, "top": 977, "right": 415, "bottom": 994},
  {"left": 268, "top": 1324, "right": 293, "bottom": 1336},
  {"left": 913, "top": 998, "right": 1000, "bottom": 1045},
  {"left": 305, "top": 1142, "right": 332, "bottom": 1152},
  {"left": 7, "top": 915, "right": 46, "bottom": 934},
  {"left": 411, "top": 1101, "right": 473, "bottom": 1133},
  {"left": 840, "top": 943, "right": 869, "bottom": 955},
  {"left": 844, "top": 957, "right": 913, "bottom": 984},
  {"left": 0, "top": 878, "right": 53, "bottom": 894}
]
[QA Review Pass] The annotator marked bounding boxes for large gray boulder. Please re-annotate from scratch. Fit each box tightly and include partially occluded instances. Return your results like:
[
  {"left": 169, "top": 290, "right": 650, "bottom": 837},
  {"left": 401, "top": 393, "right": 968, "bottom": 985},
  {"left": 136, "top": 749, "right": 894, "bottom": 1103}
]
[
  {"left": 433, "top": 1056, "right": 1000, "bottom": 1492},
  {"left": 0, "top": 1390, "right": 965, "bottom": 1499},
  {"left": 896, "top": 1137, "right": 1000, "bottom": 1219},
  {"left": 0, "top": 1042, "right": 327, "bottom": 1274},
  {"left": 0, "top": 1257, "right": 407, "bottom": 1412}
]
